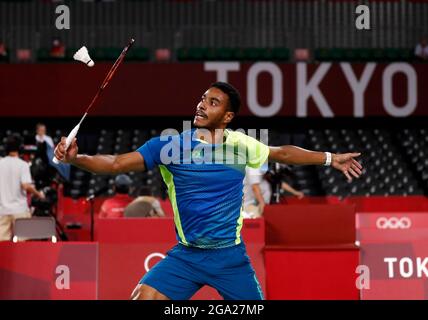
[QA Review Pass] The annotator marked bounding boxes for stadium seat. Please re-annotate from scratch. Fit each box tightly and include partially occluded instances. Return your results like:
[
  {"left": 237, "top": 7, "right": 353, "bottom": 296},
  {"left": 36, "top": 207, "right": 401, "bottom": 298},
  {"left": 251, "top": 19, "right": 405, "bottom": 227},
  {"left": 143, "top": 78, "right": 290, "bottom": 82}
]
[
  {"left": 23, "top": 124, "right": 427, "bottom": 198},
  {"left": 372, "top": 48, "right": 385, "bottom": 61},
  {"left": 188, "top": 47, "right": 205, "bottom": 60},
  {"left": 37, "top": 48, "right": 61, "bottom": 62},
  {"left": 307, "top": 128, "right": 425, "bottom": 197},
  {"left": 13, "top": 217, "right": 57, "bottom": 242},
  {"left": 177, "top": 48, "right": 189, "bottom": 61},
  {"left": 314, "top": 48, "right": 330, "bottom": 61},
  {"left": 205, "top": 48, "right": 217, "bottom": 60},
  {"left": 272, "top": 47, "right": 290, "bottom": 61},
  {"left": 103, "top": 47, "right": 123, "bottom": 60},
  {"left": 385, "top": 48, "right": 400, "bottom": 61},
  {"left": 356, "top": 48, "right": 372, "bottom": 61},
  {"left": 343, "top": 48, "right": 358, "bottom": 61},
  {"left": 331, "top": 48, "right": 346, "bottom": 61},
  {"left": 128, "top": 47, "right": 150, "bottom": 61},
  {"left": 217, "top": 47, "right": 234, "bottom": 60},
  {"left": 0, "top": 49, "right": 9, "bottom": 63}
]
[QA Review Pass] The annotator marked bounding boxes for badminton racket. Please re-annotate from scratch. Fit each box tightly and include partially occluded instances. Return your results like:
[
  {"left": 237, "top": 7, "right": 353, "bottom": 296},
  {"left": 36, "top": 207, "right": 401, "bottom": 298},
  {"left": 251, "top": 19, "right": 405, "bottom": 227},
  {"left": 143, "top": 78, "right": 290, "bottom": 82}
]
[{"left": 53, "top": 38, "right": 135, "bottom": 164}]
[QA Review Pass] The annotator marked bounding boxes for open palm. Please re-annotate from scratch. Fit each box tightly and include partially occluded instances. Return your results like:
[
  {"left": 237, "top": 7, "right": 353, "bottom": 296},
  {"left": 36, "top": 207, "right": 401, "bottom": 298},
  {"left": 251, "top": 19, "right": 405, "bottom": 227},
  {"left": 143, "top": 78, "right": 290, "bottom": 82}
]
[{"left": 332, "top": 153, "right": 363, "bottom": 182}]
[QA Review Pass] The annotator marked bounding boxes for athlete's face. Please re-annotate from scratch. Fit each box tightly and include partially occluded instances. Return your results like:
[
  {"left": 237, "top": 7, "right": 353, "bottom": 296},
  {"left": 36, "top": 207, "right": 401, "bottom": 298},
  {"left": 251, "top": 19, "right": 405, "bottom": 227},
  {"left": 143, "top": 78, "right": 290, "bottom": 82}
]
[{"left": 193, "top": 87, "right": 235, "bottom": 129}]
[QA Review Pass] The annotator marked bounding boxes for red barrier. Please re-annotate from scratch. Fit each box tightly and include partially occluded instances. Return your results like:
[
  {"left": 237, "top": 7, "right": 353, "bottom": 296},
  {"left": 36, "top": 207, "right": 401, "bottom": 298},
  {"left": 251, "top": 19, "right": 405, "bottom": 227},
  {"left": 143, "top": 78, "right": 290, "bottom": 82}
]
[
  {"left": 357, "top": 212, "right": 428, "bottom": 300},
  {"left": 265, "top": 249, "right": 360, "bottom": 300},
  {"left": 3, "top": 198, "right": 426, "bottom": 299},
  {"left": 96, "top": 217, "right": 265, "bottom": 300},
  {"left": 57, "top": 195, "right": 428, "bottom": 242},
  {"left": 0, "top": 242, "right": 98, "bottom": 300},
  {"left": 265, "top": 204, "right": 356, "bottom": 246},
  {"left": 57, "top": 196, "right": 174, "bottom": 241},
  {"left": 282, "top": 195, "right": 428, "bottom": 212},
  {"left": 264, "top": 204, "right": 360, "bottom": 299}
]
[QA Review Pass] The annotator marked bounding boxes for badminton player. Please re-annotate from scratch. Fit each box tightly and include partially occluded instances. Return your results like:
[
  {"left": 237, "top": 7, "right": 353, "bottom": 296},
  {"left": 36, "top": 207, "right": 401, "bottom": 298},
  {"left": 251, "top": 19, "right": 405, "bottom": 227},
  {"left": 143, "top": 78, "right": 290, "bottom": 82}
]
[{"left": 54, "top": 82, "right": 363, "bottom": 300}]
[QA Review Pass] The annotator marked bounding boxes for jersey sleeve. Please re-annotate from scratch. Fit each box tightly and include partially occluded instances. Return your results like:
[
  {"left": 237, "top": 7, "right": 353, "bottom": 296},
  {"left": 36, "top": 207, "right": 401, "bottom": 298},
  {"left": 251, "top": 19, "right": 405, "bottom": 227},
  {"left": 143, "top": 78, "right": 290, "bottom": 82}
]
[
  {"left": 136, "top": 137, "right": 165, "bottom": 170},
  {"left": 244, "top": 134, "right": 270, "bottom": 169},
  {"left": 226, "top": 130, "right": 270, "bottom": 169}
]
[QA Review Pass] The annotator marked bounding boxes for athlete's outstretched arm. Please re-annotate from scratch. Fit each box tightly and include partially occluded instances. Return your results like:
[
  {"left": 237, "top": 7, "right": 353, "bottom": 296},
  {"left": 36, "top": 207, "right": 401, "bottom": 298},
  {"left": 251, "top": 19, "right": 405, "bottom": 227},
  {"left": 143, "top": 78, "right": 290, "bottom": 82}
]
[
  {"left": 54, "top": 137, "right": 145, "bottom": 174},
  {"left": 268, "top": 145, "right": 363, "bottom": 182}
]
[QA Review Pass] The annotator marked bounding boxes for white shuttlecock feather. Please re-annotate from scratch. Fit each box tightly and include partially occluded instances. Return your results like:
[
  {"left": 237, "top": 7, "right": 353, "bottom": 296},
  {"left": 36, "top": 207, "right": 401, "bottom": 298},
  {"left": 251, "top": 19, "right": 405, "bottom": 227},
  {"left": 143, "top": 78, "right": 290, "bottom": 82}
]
[{"left": 73, "top": 46, "right": 94, "bottom": 67}]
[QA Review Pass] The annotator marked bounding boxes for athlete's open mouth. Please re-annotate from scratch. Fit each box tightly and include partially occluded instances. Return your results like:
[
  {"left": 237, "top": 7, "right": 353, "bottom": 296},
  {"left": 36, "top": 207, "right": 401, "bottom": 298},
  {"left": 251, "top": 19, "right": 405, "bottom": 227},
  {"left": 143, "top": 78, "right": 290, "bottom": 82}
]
[{"left": 195, "top": 111, "right": 207, "bottom": 119}]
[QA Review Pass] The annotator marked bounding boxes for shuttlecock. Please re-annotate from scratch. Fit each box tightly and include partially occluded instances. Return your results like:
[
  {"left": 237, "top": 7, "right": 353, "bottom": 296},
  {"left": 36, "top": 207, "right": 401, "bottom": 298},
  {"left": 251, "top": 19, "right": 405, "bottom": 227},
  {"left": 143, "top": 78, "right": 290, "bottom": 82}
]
[{"left": 73, "top": 46, "right": 94, "bottom": 67}]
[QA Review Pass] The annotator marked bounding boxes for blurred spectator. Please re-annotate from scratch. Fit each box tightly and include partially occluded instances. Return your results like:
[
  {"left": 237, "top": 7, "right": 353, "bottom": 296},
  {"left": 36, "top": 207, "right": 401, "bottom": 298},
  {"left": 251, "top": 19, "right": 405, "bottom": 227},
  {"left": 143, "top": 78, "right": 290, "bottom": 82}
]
[
  {"left": 16, "top": 49, "right": 31, "bottom": 62},
  {"left": 49, "top": 37, "right": 65, "bottom": 58},
  {"left": 281, "top": 181, "right": 305, "bottom": 199},
  {"left": 243, "top": 165, "right": 304, "bottom": 218},
  {"left": 0, "top": 40, "right": 7, "bottom": 58},
  {"left": 124, "top": 186, "right": 165, "bottom": 217},
  {"left": 35, "top": 123, "right": 54, "bottom": 148},
  {"left": 99, "top": 174, "right": 134, "bottom": 218},
  {"left": 0, "top": 135, "right": 45, "bottom": 241},
  {"left": 155, "top": 48, "right": 171, "bottom": 62},
  {"left": 414, "top": 36, "right": 428, "bottom": 61},
  {"left": 243, "top": 166, "right": 271, "bottom": 218},
  {"left": 294, "top": 48, "right": 310, "bottom": 62}
]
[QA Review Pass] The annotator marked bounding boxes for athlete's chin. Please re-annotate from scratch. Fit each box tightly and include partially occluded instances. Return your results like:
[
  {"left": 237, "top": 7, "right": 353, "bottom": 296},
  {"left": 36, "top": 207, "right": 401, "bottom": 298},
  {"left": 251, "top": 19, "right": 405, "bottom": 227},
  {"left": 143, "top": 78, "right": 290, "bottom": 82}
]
[{"left": 193, "top": 117, "right": 209, "bottom": 128}]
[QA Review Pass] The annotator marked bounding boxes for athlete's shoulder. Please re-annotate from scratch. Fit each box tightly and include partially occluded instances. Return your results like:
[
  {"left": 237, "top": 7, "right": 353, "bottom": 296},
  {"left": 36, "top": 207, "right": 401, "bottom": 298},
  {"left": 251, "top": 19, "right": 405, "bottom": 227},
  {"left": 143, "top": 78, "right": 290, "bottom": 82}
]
[
  {"left": 146, "top": 131, "right": 181, "bottom": 145},
  {"left": 226, "top": 129, "right": 268, "bottom": 147}
]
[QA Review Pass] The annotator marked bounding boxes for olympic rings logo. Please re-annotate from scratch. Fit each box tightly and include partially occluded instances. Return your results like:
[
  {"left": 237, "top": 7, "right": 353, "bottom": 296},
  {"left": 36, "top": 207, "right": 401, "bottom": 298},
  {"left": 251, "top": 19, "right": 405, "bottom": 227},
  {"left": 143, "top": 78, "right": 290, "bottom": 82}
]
[
  {"left": 376, "top": 217, "right": 412, "bottom": 229},
  {"left": 144, "top": 252, "right": 166, "bottom": 272}
]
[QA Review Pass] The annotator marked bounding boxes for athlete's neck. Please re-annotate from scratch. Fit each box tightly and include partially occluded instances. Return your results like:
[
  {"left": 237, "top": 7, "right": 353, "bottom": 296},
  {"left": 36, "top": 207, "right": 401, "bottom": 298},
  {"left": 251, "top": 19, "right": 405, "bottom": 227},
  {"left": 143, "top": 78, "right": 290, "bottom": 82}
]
[
  {"left": 195, "top": 128, "right": 226, "bottom": 144},
  {"left": 8, "top": 152, "right": 19, "bottom": 157}
]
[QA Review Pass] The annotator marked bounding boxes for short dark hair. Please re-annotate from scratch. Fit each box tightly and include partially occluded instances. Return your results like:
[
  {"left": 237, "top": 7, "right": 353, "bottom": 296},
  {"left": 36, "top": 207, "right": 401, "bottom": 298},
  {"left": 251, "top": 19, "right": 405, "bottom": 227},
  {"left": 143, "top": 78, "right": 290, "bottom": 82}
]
[
  {"left": 114, "top": 174, "right": 132, "bottom": 194},
  {"left": 115, "top": 185, "right": 130, "bottom": 194},
  {"left": 210, "top": 82, "right": 241, "bottom": 114},
  {"left": 5, "top": 134, "right": 22, "bottom": 153}
]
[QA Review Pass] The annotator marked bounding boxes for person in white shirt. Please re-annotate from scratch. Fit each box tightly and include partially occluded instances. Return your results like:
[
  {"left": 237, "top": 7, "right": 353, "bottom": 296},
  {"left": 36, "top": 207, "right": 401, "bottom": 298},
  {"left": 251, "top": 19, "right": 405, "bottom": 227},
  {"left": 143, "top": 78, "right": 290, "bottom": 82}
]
[
  {"left": 35, "top": 123, "right": 54, "bottom": 148},
  {"left": 0, "top": 135, "right": 45, "bottom": 241},
  {"left": 415, "top": 36, "right": 428, "bottom": 61},
  {"left": 243, "top": 164, "right": 304, "bottom": 218}
]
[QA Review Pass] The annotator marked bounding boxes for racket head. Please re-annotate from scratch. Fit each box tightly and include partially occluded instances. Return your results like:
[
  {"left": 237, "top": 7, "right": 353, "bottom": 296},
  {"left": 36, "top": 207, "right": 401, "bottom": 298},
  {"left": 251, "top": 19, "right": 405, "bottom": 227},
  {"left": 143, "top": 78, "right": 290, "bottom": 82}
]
[
  {"left": 84, "top": 38, "right": 135, "bottom": 114},
  {"left": 100, "top": 38, "right": 135, "bottom": 90}
]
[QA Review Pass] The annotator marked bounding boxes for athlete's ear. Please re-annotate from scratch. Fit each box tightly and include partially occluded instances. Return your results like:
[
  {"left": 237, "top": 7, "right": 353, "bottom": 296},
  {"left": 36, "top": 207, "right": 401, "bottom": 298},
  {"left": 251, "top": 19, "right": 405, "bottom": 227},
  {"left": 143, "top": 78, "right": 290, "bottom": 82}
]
[{"left": 223, "top": 111, "right": 235, "bottom": 124}]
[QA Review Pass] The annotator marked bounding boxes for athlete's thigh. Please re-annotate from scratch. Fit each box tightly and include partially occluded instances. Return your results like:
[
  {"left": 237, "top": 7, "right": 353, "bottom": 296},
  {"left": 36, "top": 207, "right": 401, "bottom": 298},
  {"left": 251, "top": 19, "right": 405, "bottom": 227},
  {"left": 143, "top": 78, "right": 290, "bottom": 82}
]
[
  {"left": 139, "top": 245, "right": 204, "bottom": 300},
  {"left": 206, "top": 244, "right": 264, "bottom": 300}
]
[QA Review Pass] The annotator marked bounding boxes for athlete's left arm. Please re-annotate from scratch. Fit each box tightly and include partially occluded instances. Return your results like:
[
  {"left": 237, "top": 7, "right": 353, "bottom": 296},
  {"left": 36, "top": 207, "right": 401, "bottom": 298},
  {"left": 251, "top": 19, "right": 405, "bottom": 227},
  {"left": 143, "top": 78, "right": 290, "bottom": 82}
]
[{"left": 268, "top": 146, "right": 363, "bottom": 182}]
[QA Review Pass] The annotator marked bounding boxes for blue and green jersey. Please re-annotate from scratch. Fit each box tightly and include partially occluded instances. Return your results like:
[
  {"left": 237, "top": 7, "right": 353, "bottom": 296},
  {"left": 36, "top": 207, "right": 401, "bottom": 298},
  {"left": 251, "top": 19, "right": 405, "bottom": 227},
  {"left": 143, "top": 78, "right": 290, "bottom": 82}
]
[{"left": 137, "top": 128, "right": 269, "bottom": 249}]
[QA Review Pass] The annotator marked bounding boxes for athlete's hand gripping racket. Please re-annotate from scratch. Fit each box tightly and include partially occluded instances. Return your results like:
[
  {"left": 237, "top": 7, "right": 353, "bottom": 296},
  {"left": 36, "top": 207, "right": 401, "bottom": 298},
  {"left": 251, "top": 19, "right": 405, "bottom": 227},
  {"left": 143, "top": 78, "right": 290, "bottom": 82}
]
[{"left": 53, "top": 38, "right": 135, "bottom": 164}]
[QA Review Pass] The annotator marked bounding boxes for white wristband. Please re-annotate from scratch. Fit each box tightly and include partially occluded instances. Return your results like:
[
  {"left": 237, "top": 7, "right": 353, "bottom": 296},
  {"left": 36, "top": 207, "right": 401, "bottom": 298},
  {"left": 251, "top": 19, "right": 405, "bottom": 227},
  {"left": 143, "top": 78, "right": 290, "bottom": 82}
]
[{"left": 324, "top": 152, "right": 332, "bottom": 166}]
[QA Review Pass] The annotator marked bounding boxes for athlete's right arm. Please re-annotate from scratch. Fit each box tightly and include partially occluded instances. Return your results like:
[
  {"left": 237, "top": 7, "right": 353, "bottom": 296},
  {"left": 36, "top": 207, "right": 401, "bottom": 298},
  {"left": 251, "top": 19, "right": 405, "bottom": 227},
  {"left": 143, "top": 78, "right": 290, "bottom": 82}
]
[{"left": 54, "top": 137, "right": 146, "bottom": 174}]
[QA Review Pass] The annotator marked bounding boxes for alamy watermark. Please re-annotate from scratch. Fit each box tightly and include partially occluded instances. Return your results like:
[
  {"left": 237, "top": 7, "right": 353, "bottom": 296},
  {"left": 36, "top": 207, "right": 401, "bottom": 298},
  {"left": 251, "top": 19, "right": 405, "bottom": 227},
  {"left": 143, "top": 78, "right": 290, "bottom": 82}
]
[
  {"left": 55, "top": 264, "right": 71, "bottom": 290},
  {"left": 355, "top": 5, "right": 370, "bottom": 30},
  {"left": 55, "top": 5, "right": 70, "bottom": 30},
  {"left": 157, "top": 121, "right": 269, "bottom": 166}
]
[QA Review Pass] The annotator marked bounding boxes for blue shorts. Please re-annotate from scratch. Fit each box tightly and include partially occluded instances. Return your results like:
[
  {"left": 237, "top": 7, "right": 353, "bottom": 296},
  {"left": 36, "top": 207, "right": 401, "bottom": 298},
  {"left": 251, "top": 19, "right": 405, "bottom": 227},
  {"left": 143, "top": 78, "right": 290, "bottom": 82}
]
[{"left": 139, "top": 242, "right": 264, "bottom": 300}]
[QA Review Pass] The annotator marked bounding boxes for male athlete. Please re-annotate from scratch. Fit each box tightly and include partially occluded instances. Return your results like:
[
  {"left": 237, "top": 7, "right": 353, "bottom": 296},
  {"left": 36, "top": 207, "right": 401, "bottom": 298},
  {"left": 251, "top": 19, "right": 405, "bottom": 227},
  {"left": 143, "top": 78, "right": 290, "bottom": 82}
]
[{"left": 54, "top": 82, "right": 362, "bottom": 300}]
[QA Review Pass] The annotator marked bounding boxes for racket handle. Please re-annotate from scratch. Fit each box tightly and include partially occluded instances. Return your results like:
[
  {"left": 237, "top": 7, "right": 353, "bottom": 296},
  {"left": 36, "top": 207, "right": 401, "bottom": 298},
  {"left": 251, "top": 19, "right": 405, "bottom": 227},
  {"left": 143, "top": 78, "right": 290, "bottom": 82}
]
[{"left": 52, "top": 124, "right": 81, "bottom": 164}]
